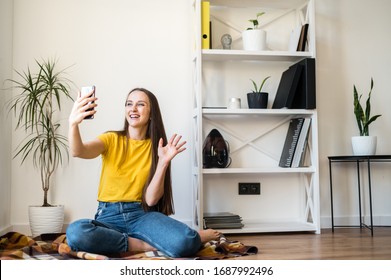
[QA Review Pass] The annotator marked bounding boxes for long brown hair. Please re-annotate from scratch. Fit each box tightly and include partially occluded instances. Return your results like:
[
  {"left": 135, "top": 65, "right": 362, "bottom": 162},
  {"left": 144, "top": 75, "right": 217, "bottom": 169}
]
[{"left": 114, "top": 88, "right": 174, "bottom": 215}]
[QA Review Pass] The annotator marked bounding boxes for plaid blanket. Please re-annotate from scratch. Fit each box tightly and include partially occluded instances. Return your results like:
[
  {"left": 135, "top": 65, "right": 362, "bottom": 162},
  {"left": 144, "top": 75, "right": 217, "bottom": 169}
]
[{"left": 0, "top": 231, "right": 258, "bottom": 260}]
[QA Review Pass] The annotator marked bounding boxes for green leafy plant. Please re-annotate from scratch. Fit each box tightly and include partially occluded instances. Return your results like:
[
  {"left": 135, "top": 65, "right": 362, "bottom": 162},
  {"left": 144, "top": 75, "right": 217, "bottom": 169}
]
[
  {"left": 7, "top": 58, "right": 74, "bottom": 206},
  {"left": 353, "top": 77, "right": 381, "bottom": 136},
  {"left": 250, "top": 76, "right": 271, "bottom": 93},
  {"left": 247, "top": 12, "right": 265, "bottom": 30}
]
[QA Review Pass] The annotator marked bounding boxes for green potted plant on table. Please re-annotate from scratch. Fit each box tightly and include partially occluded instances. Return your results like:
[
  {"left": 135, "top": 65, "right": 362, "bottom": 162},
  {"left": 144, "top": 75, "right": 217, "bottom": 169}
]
[
  {"left": 242, "top": 12, "right": 267, "bottom": 51},
  {"left": 351, "top": 77, "right": 381, "bottom": 155},
  {"left": 7, "top": 58, "right": 73, "bottom": 236},
  {"left": 247, "top": 76, "right": 271, "bottom": 108}
]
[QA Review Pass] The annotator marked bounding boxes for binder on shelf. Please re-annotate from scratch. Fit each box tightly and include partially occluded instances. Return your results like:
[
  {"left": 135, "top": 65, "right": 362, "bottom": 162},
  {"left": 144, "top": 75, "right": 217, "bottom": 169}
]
[
  {"left": 291, "top": 118, "right": 311, "bottom": 168},
  {"left": 209, "top": 21, "right": 212, "bottom": 49},
  {"left": 297, "top": 23, "right": 309, "bottom": 51},
  {"left": 201, "top": 1, "right": 210, "bottom": 49},
  {"left": 272, "top": 63, "right": 303, "bottom": 109},
  {"left": 279, "top": 118, "right": 305, "bottom": 168},
  {"left": 291, "top": 58, "right": 316, "bottom": 109}
]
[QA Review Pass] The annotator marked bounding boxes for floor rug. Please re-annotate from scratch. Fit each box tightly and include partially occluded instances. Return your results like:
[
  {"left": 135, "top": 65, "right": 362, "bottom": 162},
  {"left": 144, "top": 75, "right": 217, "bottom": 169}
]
[{"left": 0, "top": 231, "right": 258, "bottom": 260}]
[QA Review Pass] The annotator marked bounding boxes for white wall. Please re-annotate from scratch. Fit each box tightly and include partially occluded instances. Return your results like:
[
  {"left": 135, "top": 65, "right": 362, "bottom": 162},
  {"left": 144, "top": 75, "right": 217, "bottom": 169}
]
[
  {"left": 3, "top": 0, "right": 391, "bottom": 234},
  {"left": 0, "top": 0, "right": 13, "bottom": 235},
  {"left": 10, "top": 0, "right": 193, "bottom": 233},
  {"left": 316, "top": 0, "right": 391, "bottom": 226}
]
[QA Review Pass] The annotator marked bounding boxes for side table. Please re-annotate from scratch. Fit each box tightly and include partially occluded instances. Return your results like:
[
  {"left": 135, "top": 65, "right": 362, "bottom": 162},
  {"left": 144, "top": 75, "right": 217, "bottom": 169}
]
[{"left": 328, "top": 155, "right": 391, "bottom": 236}]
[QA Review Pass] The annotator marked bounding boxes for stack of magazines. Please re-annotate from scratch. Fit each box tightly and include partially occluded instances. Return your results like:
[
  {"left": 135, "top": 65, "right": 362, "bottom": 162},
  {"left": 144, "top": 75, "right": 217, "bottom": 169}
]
[{"left": 203, "top": 212, "right": 244, "bottom": 229}]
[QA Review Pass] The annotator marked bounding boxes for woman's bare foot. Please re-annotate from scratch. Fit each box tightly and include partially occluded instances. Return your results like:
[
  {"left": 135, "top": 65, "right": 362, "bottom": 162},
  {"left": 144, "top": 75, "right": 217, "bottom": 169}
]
[
  {"left": 128, "top": 237, "right": 156, "bottom": 252},
  {"left": 199, "top": 229, "right": 221, "bottom": 243}
]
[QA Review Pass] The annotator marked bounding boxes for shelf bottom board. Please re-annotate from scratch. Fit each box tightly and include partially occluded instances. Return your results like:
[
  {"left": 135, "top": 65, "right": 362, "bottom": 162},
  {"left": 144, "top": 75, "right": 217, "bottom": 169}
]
[{"left": 214, "top": 222, "right": 319, "bottom": 234}]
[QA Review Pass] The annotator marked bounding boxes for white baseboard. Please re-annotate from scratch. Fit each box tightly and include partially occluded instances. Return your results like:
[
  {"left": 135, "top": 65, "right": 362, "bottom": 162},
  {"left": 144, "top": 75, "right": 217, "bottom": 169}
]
[
  {"left": 6, "top": 216, "right": 388, "bottom": 237},
  {"left": 11, "top": 223, "right": 70, "bottom": 237},
  {"left": 10, "top": 224, "right": 31, "bottom": 236},
  {"left": 8, "top": 219, "right": 192, "bottom": 237},
  {"left": 6, "top": 220, "right": 191, "bottom": 237},
  {"left": 0, "top": 225, "right": 13, "bottom": 236},
  {"left": 320, "top": 215, "right": 391, "bottom": 228}
]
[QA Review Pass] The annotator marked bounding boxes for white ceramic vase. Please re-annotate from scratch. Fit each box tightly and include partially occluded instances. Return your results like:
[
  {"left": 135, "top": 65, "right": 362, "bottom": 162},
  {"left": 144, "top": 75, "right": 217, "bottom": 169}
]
[
  {"left": 242, "top": 29, "right": 267, "bottom": 51},
  {"left": 29, "top": 205, "right": 65, "bottom": 237},
  {"left": 351, "top": 136, "right": 377, "bottom": 155}
]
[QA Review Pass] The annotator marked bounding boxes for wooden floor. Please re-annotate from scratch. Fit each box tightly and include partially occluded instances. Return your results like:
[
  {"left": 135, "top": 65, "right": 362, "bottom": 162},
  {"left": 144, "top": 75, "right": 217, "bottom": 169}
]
[{"left": 226, "top": 227, "right": 391, "bottom": 260}]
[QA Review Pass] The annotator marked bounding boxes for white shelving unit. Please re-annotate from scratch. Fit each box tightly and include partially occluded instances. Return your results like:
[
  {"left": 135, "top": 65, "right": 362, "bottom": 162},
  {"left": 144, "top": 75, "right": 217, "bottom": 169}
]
[{"left": 190, "top": 0, "right": 320, "bottom": 234}]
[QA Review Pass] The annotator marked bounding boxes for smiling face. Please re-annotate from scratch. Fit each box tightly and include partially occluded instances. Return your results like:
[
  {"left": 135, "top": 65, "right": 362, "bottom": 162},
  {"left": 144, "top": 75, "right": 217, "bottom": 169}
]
[{"left": 125, "top": 90, "right": 151, "bottom": 133}]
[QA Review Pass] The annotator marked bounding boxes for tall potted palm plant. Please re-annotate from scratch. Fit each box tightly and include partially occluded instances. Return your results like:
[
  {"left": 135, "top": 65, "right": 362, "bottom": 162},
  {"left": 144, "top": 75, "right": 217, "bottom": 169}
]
[{"left": 7, "top": 58, "right": 73, "bottom": 236}]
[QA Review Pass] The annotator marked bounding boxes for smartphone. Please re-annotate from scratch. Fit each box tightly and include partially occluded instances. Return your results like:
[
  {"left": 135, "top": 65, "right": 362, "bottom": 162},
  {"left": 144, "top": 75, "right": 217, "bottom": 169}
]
[{"left": 80, "top": 85, "right": 96, "bottom": 119}]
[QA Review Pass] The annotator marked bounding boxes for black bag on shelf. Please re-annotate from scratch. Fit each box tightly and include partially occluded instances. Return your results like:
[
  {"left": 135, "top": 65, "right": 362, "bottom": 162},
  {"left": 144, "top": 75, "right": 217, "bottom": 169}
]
[{"left": 202, "top": 129, "right": 231, "bottom": 168}]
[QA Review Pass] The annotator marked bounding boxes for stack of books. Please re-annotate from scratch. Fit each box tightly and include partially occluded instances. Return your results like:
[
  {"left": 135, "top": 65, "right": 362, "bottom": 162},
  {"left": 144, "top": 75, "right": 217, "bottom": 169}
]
[{"left": 203, "top": 212, "right": 244, "bottom": 229}]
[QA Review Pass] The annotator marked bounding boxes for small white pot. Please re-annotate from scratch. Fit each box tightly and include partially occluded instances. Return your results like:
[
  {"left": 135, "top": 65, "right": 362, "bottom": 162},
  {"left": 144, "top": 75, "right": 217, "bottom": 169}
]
[
  {"left": 242, "top": 29, "right": 267, "bottom": 51},
  {"left": 351, "top": 136, "right": 377, "bottom": 155},
  {"left": 29, "top": 205, "right": 65, "bottom": 237}
]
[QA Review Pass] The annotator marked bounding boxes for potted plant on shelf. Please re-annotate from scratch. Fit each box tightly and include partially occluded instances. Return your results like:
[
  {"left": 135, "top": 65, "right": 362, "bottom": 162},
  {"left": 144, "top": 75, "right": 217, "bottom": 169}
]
[
  {"left": 7, "top": 58, "right": 73, "bottom": 236},
  {"left": 351, "top": 77, "right": 381, "bottom": 155},
  {"left": 247, "top": 76, "right": 271, "bottom": 108},
  {"left": 242, "top": 12, "right": 267, "bottom": 51}
]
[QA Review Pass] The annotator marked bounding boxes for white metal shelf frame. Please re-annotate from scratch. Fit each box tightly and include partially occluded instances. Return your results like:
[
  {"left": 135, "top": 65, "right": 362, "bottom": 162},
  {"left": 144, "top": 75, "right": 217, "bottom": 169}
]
[
  {"left": 200, "top": 111, "right": 319, "bottom": 233},
  {"left": 202, "top": 109, "right": 316, "bottom": 162},
  {"left": 190, "top": 0, "right": 320, "bottom": 234},
  {"left": 190, "top": 0, "right": 203, "bottom": 230},
  {"left": 209, "top": 0, "right": 314, "bottom": 53}
]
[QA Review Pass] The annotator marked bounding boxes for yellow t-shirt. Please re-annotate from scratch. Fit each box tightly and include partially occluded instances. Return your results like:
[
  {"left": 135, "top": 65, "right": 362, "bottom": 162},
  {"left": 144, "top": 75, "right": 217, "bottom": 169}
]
[{"left": 97, "top": 132, "right": 152, "bottom": 202}]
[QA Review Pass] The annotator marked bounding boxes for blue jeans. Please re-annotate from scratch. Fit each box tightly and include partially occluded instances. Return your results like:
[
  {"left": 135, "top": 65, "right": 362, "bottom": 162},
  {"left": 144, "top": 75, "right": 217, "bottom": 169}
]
[{"left": 66, "top": 202, "right": 201, "bottom": 257}]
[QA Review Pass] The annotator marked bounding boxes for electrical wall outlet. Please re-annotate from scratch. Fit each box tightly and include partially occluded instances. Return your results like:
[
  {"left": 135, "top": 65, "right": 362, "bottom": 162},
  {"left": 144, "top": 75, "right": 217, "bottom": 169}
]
[{"left": 238, "top": 182, "right": 261, "bottom": 195}]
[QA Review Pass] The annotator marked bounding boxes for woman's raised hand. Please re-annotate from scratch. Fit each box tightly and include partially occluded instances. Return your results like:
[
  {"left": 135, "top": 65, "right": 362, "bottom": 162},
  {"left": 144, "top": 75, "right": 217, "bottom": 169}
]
[{"left": 158, "top": 134, "right": 186, "bottom": 164}]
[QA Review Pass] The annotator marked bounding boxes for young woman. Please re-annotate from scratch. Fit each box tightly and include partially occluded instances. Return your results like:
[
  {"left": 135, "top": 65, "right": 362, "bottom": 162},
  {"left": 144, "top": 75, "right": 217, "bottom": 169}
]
[{"left": 66, "top": 87, "right": 219, "bottom": 257}]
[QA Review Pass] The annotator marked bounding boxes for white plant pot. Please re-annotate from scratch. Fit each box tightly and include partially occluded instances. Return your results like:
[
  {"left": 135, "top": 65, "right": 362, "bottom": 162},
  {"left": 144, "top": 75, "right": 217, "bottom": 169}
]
[
  {"left": 242, "top": 29, "right": 267, "bottom": 51},
  {"left": 351, "top": 136, "right": 377, "bottom": 155},
  {"left": 29, "top": 205, "right": 65, "bottom": 237}
]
